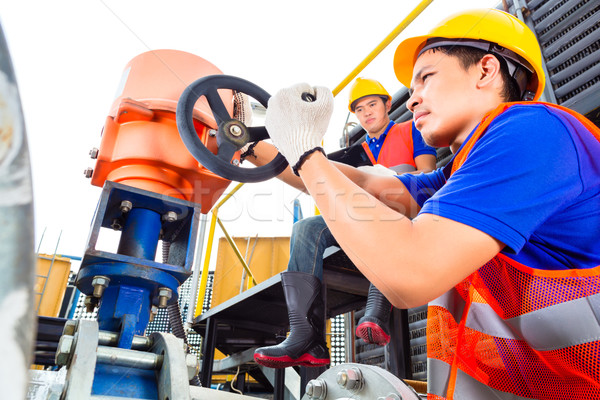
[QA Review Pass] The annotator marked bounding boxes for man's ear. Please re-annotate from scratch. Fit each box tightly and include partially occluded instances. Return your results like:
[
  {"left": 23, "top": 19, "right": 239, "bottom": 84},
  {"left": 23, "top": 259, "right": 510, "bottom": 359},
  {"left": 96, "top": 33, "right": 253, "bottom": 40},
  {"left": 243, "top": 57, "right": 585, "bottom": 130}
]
[
  {"left": 385, "top": 98, "right": 392, "bottom": 113},
  {"left": 476, "top": 54, "right": 502, "bottom": 90}
]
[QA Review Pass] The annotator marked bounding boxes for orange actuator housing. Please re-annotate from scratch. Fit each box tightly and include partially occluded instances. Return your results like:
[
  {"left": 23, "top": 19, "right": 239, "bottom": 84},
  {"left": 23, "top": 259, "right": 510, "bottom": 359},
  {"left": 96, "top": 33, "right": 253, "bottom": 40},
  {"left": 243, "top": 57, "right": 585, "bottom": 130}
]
[{"left": 91, "top": 49, "right": 235, "bottom": 213}]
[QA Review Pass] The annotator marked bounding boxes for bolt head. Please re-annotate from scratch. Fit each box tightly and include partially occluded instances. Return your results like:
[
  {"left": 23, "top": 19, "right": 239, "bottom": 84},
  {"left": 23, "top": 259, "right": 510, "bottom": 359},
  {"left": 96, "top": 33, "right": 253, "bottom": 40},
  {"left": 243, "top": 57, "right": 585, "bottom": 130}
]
[
  {"left": 89, "top": 148, "right": 99, "bottom": 159},
  {"left": 55, "top": 335, "right": 75, "bottom": 366},
  {"left": 229, "top": 125, "right": 242, "bottom": 136},
  {"left": 208, "top": 129, "right": 217, "bottom": 137},
  {"left": 162, "top": 211, "right": 177, "bottom": 223},
  {"left": 345, "top": 367, "right": 364, "bottom": 391},
  {"left": 336, "top": 370, "right": 348, "bottom": 387},
  {"left": 92, "top": 275, "right": 110, "bottom": 287},
  {"left": 305, "top": 379, "right": 327, "bottom": 399},
  {"left": 62, "top": 320, "right": 78, "bottom": 336},
  {"left": 158, "top": 287, "right": 173, "bottom": 299},
  {"left": 120, "top": 200, "right": 133, "bottom": 213},
  {"left": 83, "top": 168, "right": 93, "bottom": 178}
]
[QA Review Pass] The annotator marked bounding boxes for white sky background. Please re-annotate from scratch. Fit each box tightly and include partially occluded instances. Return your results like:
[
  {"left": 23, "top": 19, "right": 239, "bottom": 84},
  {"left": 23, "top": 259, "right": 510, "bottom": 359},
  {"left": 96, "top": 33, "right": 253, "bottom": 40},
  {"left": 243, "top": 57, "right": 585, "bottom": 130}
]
[{"left": 1, "top": 0, "right": 498, "bottom": 271}]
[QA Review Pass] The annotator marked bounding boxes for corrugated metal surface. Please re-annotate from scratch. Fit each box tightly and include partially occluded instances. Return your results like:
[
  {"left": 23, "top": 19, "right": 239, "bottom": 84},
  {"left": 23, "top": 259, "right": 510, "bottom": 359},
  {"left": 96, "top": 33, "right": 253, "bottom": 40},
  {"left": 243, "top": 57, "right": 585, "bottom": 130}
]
[{"left": 526, "top": 0, "right": 600, "bottom": 118}]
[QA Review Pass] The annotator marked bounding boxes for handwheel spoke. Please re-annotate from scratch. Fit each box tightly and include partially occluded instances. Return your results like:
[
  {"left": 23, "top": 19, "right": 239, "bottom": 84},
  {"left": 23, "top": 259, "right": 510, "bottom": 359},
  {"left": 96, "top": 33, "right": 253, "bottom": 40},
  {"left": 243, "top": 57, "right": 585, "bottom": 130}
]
[
  {"left": 205, "top": 90, "right": 232, "bottom": 126},
  {"left": 247, "top": 126, "right": 270, "bottom": 142},
  {"left": 216, "top": 140, "right": 237, "bottom": 164}
]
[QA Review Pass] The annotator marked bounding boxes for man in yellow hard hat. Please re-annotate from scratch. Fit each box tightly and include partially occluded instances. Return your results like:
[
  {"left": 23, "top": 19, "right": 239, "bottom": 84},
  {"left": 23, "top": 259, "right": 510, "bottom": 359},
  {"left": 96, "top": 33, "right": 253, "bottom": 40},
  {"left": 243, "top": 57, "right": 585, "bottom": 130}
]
[
  {"left": 246, "top": 79, "right": 436, "bottom": 368},
  {"left": 261, "top": 8, "right": 600, "bottom": 398}
]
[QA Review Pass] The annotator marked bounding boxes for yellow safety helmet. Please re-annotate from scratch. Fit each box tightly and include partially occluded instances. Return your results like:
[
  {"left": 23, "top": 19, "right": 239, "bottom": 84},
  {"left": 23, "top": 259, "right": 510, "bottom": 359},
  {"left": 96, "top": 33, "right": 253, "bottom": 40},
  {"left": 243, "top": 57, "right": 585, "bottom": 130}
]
[
  {"left": 348, "top": 77, "right": 391, "bottom": 112},
  {"left": 393, "top": 9, "right": 545, "bottom": 101}
]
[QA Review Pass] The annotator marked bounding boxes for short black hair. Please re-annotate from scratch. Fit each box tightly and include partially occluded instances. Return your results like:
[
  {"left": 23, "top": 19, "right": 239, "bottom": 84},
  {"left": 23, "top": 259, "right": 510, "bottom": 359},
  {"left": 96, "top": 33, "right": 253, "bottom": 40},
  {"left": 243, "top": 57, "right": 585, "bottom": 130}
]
[{"left": 428, "top": 46, "right": 521, "bottom": 102}]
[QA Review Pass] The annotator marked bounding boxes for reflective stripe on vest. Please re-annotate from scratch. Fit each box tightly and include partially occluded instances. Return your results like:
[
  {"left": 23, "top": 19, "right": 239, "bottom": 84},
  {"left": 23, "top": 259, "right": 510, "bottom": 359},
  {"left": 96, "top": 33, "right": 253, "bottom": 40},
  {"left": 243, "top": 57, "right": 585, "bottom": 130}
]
[
  {"left": 429, "top": 358, "right": 537, "bottom": 400},
  {"left": 361, "top": 120, "right": 415, "bottom": 168},
  {"left": 427, "top": 102, "right": 600, "bottom": 400}
]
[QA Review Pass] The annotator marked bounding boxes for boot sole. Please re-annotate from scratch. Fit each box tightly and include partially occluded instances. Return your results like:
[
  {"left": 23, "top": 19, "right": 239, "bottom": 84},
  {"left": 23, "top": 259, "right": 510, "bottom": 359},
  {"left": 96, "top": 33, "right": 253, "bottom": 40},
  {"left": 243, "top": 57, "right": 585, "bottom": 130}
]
[
  {"left": 356, "top": 321, "right": 390, "bottom": 346},
  {"left": 253, "top": 353, "right": 330, "bottom": 369}
]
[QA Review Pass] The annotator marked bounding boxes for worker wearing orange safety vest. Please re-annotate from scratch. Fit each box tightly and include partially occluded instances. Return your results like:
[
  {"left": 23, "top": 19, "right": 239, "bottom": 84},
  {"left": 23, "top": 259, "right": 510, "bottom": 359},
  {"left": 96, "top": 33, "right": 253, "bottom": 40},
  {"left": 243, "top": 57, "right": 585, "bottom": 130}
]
[
  {"left": 348, "top": 77, "right": 436, "bottom": 174},
  {"left": 262, "top": 8, "right": 600, "bottom": 400}
]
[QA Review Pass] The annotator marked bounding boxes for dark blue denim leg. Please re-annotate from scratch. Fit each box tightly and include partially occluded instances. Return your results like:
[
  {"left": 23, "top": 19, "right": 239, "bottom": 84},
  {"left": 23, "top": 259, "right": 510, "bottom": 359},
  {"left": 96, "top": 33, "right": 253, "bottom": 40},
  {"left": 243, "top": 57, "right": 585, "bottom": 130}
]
[{"left": 287, "top": 215, "right": 338, "bottom": 281}]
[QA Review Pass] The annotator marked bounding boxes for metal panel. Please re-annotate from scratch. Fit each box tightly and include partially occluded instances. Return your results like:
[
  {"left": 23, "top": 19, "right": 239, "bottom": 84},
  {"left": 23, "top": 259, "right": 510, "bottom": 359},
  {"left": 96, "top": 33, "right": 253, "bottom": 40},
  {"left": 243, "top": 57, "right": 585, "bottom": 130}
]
[{"left": 526, "top": 0, "right": 600, "bottom": 116}]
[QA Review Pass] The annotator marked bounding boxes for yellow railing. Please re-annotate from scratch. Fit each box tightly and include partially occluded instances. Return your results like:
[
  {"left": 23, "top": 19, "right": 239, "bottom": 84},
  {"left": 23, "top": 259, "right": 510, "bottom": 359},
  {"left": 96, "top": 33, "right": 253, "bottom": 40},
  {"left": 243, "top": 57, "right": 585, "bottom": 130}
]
[{"left": 192, "top": 0, "right": 434, "bottom": 318}]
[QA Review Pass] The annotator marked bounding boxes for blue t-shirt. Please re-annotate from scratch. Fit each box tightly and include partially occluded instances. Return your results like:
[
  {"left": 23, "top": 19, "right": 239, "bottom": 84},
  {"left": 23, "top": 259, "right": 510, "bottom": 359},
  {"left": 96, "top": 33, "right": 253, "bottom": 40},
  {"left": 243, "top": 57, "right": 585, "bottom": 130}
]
[
  {"left": 397, "top": 104, "right": 600, "bottom": 270},
  {"left": 366, "top": 121, "right": 436, "bottom": 161}
]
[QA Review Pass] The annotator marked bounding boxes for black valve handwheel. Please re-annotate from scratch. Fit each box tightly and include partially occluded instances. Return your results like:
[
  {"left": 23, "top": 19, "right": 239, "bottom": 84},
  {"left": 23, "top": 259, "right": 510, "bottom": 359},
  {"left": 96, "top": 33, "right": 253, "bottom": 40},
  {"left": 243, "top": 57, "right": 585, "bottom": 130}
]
[{"left": 176, "top": 74, "right": 288, "bottom": 183}]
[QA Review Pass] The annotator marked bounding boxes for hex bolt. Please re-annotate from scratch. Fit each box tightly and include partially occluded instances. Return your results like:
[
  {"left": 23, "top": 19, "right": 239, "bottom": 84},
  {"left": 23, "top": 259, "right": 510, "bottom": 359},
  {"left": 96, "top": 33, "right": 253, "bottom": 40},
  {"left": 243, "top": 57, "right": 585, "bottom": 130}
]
[
  {"left": 120, "top": 200, "right": 133, "bottom": 213},
  {"left": 162, "top": 211, "right": 177, "bottom": 223},
  {"left": 208, "top": 129, "right": 217, "bottom": 137},
  {"left": 338, "top": 367, "right": 364, "bottom": 392},
  {"left": 186, "top": 353, "right": 200, "bottom": 380},
  {"left": 92, "top": 275, "right": 110, "bottom": 298},
  {"left": 336, "top": 370, "right": 348, "bottom": 387},
  {"left": 83, "top": 168, "right": 93, "bottom": 178},
  {"left": 305, "top": 378, "right": 327, "bottom": 400},
  {"left": 89, "top": 147, "right": 99, "bottom": 159},
  {"left": 149, "top": 305, "right": 158, "bottom": 322},
  {"left": 84, "top": 295, "right": 98, "bottom": 313},
  {"left": 232, "top": 159, "right": 240, "bottom": 166},
  {"left": 229, "top": 125, "right": 242, "bottom": 137},
  {"left": 55, "top": 335, "right": 75, "bottom": 366},
  {"left": 62, "top": 320, "right": 78, "bottom": 336},
  {"left": 157, "top": 287, "right": 172, "bottom": 308}
]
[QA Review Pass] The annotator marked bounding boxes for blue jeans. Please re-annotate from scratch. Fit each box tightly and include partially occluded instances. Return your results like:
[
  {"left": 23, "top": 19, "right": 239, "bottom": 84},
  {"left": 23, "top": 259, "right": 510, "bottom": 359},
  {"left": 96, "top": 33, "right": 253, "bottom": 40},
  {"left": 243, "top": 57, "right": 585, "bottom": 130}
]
[{"left": 288, "top": 215, "right": 338, "bottom": 281}]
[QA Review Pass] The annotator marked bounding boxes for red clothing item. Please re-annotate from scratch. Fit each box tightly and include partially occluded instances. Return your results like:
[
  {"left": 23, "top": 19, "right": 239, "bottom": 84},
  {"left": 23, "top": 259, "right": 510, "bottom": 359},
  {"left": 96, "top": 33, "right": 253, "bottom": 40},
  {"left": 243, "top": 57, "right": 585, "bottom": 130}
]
[{"left": 361, "top": 120, "right": 416, "bottom": 168}]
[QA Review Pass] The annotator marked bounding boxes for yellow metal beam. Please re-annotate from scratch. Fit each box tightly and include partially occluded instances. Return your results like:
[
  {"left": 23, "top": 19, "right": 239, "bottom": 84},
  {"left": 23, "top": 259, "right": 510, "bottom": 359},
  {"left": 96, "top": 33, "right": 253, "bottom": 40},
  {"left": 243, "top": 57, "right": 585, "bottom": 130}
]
[
  {"left": 194, "top": 182, "right": 248, "bottom": 318},
  {"left": 331, "top": 0, "right": 434, "bottom": 97}
]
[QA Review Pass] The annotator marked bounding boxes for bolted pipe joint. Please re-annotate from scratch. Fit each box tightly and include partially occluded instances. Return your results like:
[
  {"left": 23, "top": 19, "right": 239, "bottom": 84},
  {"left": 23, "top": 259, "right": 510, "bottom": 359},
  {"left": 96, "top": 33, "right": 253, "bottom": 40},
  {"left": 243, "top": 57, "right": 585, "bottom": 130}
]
[
  {"left": 157, "top": 287, "right": 173, "bottom": 308},
  {"left": 306, "top": 378, "right": 327, "bottom": 400},
  {"left": 92, "top": 275, "right": 110, "bottom": 298},
  {"left": 55, "top": 335, "right": 75, "bottom": 366}
]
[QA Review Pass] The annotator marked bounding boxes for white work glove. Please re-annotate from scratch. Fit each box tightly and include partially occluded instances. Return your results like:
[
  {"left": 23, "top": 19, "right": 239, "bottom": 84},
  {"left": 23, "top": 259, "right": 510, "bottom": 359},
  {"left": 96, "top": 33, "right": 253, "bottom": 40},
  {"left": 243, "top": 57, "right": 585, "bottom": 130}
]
[
  {"left": 357, "top": 164, "right": 397, "bottom": 176},
  {"left": 265, "top": 83, "right": 334, "bottom": 175}
]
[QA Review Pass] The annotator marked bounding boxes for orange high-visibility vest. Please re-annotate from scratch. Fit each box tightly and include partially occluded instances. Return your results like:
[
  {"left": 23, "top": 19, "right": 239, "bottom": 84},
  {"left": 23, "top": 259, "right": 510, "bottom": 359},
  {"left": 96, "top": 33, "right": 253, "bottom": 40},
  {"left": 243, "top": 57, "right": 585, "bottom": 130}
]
[
  {"left": 427, "top": 102, "right": 600, "bottom": 400},
  {"left": 361, "top": 120, "right": 416, "bottom": 168}
]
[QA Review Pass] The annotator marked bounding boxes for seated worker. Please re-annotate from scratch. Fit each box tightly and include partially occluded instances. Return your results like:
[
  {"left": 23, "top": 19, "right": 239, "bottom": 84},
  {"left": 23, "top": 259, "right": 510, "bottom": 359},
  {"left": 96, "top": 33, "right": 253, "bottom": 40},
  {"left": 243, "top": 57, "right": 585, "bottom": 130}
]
[
  {"left": 261, "top": 9, "right": 600, "bottom": 399},
  {"left": 243, "top": 78, "right": 436, "bottom": 367}
]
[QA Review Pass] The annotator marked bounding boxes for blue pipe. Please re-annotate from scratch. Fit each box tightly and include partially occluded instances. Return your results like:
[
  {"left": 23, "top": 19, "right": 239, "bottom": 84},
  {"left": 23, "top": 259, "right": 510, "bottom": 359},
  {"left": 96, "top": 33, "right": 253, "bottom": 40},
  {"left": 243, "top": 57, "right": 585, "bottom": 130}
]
[{"left": 117, "top": 208, "right": 161, "bottom": 260}]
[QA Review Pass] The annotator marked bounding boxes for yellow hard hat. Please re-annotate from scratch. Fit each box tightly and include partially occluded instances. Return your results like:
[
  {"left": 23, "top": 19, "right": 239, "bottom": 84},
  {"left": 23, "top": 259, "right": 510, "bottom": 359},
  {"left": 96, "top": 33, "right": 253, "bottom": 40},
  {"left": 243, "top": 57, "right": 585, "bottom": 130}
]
[
  {"left": 393, "top": 8, "right": 545, "bottom": 101},
  {"left": 348, "top": 78, "right": 391, "bottom": 112}
]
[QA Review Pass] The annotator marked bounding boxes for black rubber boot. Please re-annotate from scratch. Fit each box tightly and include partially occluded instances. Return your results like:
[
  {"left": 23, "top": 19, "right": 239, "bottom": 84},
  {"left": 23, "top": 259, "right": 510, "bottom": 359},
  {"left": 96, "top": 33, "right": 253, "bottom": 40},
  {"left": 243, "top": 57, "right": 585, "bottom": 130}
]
[
  {"left": 355, "top": 283, "right": 392, "bottom": 346},
  {"left": 254, "top": 271, "right": 330, "bottom": 368}
]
